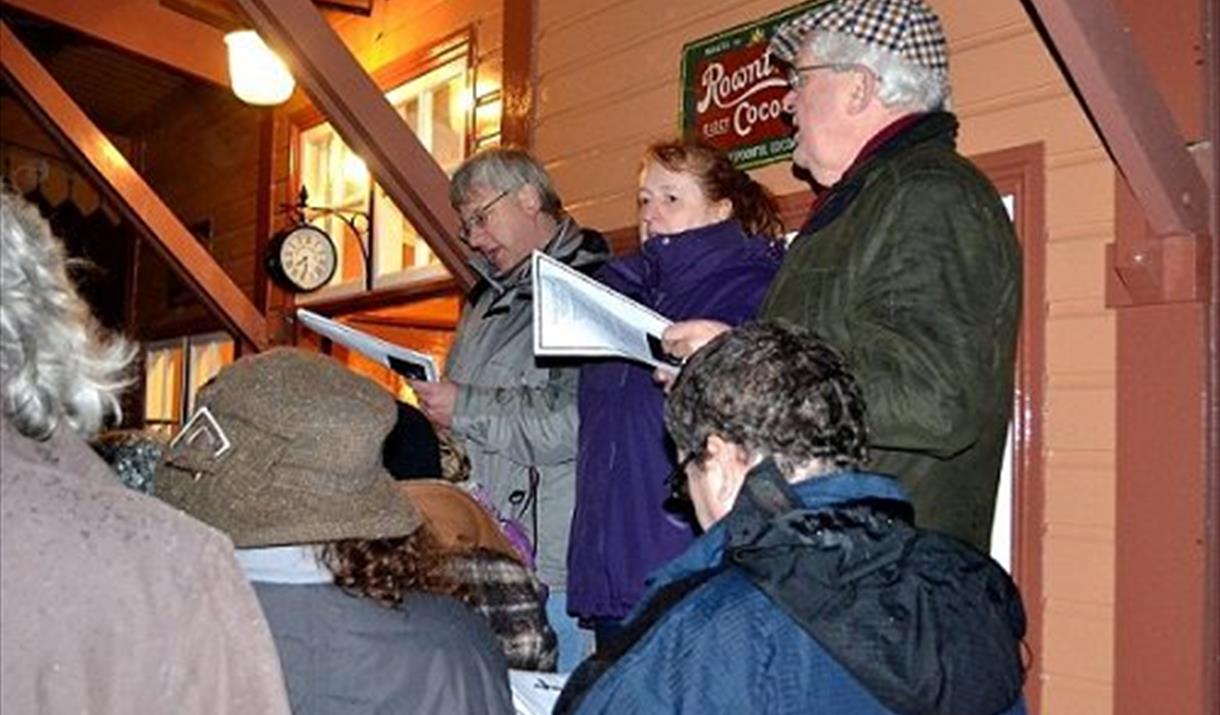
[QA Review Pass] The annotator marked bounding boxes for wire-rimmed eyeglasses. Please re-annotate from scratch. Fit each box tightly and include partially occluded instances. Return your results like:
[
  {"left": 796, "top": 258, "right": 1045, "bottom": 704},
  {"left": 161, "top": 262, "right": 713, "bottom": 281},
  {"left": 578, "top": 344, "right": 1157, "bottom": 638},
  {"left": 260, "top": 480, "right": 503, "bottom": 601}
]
[
  {"left": 457, "top": 189, "right": 510, "bottom": 244},
  {"left": 785, "top": 62, "right": 850, "bottom": 89}
]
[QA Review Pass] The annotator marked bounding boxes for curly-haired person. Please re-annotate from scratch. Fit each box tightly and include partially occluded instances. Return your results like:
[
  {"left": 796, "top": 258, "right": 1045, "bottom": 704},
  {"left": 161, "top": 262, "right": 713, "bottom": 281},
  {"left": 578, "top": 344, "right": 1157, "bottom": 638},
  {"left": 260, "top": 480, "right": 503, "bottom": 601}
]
[
  {"left": 0, "top": 190, "right": 290, "bottom": 714},
  {"left": 156, "top": 348, "right": 513, "bottom": 715},
  {"left": 558, "top": 322, "right": 1029, "bottom": 715}
]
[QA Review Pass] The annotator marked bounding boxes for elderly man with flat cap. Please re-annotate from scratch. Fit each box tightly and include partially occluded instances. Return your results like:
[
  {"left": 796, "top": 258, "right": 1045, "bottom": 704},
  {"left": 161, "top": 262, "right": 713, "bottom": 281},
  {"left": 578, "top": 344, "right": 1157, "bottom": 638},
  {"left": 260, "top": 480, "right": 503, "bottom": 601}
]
[{"left": 664, "top": 0, "right": 1021, "bottom": 553}]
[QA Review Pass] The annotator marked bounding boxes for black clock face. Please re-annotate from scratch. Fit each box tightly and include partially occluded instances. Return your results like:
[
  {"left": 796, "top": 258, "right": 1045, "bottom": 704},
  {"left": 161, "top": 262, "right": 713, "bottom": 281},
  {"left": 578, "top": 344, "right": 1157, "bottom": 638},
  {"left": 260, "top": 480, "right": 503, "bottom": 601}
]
[{"left": 277, "top": 225, "right": 337, "bottom": 292}]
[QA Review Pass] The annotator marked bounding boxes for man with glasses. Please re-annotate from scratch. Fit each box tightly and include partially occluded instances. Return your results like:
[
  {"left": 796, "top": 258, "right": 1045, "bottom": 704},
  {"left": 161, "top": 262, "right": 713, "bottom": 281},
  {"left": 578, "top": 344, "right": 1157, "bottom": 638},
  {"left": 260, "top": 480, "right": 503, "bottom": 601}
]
[
  {"left": 663, "top": 0, "right": 1021, "bottom": 555},
  {"left": 558, "top": 321, "right": 1027, "bottom": 715},
  {"left": 410, "top": 147, "right": 609, "bottom": 671}
]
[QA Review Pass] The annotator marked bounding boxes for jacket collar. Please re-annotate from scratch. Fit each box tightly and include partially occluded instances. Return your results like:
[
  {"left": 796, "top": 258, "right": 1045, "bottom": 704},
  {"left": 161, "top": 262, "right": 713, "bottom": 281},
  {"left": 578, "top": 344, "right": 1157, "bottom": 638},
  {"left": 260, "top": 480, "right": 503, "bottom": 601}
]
[
  {"left": 468, "top": 217, "right": 608, "bottom": 310},
  {"left": 801, "top": 111, "right": 960, "bottom": 235},
  {"left": 237, "top": 545, "right": 334, "bottom": 584},
  {"left": 639, "top": 219, "right": 781, "bottom": 290},
  {"left": 641, "top": 462, "right": 906, "bottom": 593}
]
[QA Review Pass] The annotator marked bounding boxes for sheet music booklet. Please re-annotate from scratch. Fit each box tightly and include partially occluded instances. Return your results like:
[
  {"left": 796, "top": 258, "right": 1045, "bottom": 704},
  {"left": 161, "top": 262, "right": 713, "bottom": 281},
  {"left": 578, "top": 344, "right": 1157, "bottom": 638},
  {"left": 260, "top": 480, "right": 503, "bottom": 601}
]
[
  {"left": 531, "top": 250, "right": 680, "bottom": 373},
  {"left": 296, "top": 308, "right": 438, "bottom": 382}
]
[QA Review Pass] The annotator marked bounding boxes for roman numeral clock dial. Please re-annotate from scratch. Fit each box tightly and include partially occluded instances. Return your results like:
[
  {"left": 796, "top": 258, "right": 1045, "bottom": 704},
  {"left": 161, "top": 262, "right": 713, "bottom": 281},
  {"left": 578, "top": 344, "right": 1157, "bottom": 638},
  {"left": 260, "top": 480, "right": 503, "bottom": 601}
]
[{"left": 267, "top": 224, "right": 338, "bottom": 293}]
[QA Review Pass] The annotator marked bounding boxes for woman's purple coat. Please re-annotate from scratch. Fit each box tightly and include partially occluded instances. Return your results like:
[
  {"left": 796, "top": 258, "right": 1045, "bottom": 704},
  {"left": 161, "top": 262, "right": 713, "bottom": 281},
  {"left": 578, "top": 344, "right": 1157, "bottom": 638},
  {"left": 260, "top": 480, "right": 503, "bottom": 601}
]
[{"left": 567, "top": 219, "right": 783, "bottom": 621}]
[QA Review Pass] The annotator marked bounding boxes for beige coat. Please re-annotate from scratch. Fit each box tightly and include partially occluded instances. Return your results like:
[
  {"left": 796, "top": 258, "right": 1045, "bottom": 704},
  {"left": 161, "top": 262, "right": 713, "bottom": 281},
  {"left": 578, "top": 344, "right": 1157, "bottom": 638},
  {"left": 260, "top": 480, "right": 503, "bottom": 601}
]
[{"left": 0, "top": 414, "right": 290, "bottom": 714}]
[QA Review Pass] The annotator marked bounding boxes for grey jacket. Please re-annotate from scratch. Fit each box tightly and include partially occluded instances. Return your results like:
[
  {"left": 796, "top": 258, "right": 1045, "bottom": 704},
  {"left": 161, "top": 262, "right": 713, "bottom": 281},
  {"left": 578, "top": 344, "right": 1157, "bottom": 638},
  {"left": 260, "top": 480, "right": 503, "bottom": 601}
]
[
  {"left": 0, "top": 414, "right": 290, "bottom": 715},
  {"left": 253, "top": 583, "right": 513, "bottom": 715},
  {"left": 446, "top": 218, "right": 610, "bottom": 587}
]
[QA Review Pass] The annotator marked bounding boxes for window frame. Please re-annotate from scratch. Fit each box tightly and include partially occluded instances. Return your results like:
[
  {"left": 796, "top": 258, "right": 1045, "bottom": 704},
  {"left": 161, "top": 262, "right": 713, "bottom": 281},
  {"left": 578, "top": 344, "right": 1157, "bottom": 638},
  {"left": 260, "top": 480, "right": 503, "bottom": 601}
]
[
  {"left": 143, "top": 331, "right": 235, "bottom": 436},
  {"left": 287, "top": 32, "right": 475, "bottom": 302}
]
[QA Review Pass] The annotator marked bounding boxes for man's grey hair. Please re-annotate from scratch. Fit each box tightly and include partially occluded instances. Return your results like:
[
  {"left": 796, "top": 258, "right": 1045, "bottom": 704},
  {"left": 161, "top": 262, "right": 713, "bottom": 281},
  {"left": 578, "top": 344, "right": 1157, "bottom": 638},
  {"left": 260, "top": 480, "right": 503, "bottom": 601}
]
[
  {"left": 449, "top": 146, "right": 564, "bottom": 219},
  {"left": 810, "top": 31, "right": 950, "bottom": 111},
  {"left": 664, "top": 321, "right": 869, "bottom": 481},
  {"left": 1, "top": 191, "right": 134, "bottom": 440}
]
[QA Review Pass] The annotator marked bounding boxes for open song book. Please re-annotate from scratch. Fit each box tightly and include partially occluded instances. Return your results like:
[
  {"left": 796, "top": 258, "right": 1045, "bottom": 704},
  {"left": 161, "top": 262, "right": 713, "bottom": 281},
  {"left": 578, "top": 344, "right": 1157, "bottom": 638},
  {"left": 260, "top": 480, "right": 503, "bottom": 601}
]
[
  {"left": 531, "top": 250, "right": 681, "bottom": 373},
  {"left": 296, "top": 308, "right": 438, "bottom": 382}
]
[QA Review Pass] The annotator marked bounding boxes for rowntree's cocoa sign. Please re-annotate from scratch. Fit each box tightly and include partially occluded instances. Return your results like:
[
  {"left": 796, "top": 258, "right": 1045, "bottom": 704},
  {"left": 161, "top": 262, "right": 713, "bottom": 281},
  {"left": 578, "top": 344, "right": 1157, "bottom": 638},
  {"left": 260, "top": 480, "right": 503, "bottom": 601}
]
[{"left": 680, "top": 1, "right": 827, "bottom": 170}]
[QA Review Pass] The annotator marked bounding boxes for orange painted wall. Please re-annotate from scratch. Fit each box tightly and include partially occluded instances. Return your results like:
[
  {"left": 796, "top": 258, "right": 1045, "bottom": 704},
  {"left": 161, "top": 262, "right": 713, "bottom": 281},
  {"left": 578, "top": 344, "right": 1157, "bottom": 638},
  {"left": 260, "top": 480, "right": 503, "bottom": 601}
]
[{"left": 535, "top": 1, "right": 1118, "bottom": 712}]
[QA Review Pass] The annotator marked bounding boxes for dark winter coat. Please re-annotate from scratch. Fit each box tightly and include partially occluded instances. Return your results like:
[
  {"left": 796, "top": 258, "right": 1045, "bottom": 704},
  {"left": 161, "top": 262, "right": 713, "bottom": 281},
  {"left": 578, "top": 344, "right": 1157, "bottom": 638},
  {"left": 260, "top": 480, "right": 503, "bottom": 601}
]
[
  {"left": 558, "top": 463, "right": 1028, "bottom": 715},
  {"left": 568, "top": 219, "right": 783, "bottom": 620},
  {"left": 760, "top": 112, "right": 1022, "bottom": 551}
]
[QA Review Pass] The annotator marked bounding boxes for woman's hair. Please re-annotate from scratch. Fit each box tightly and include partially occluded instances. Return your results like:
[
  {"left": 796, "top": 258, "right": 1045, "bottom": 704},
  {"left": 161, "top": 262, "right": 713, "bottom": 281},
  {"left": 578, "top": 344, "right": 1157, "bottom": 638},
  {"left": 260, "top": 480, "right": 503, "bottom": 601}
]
[
  {"left": 808, "top": 31, "right": 950, "bottom": 111},
  {"left": 1, "top": 190, "right": 134, "bottom": 440},
  {"left": 319, "top": 526, "right": 468, "bottom": 608},
  {"left": 450, "top": 146, "right": 564, "bottom": 219},
  {"left": 643, "top": 139, "right": 786, "bottom": 240}
]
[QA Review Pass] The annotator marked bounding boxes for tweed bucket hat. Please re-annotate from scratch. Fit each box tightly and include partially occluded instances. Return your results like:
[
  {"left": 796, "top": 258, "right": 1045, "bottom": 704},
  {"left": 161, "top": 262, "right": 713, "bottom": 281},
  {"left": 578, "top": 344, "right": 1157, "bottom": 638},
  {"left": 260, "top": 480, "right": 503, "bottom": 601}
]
[
  {"left": 770, "top": 0, "right": 949, "bottom": 76},
  {"left": 156, "top": 347, "right": 421, "bottom": 548}
]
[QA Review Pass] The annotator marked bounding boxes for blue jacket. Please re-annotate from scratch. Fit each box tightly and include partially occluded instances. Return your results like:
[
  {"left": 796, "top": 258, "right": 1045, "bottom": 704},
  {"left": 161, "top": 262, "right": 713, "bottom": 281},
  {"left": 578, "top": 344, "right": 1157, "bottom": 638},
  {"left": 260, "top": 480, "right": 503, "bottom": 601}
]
[
  {"left": 568, "top": 220, "right": 782, "bottom": 620},
  {"left": 567, "top": 472, "right": 1029, "bottom": 715}
]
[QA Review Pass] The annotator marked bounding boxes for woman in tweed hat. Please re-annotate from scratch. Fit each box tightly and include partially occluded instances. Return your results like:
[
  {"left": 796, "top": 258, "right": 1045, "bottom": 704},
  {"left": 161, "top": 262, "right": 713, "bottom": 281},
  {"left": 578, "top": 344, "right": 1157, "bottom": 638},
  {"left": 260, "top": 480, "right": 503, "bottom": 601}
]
[{"left": 156, "top": 348, "right": 513, "bottom": 715}]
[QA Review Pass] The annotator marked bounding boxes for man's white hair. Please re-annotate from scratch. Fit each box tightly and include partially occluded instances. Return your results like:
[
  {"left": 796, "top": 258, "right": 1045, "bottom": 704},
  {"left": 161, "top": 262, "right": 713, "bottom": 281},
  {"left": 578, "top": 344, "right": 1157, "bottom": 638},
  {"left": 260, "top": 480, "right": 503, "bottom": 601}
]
[
  {"left": 808, "top": 30, "right": 951, "bottom": 111},
  {"left": 1, "top": 191, "right": 134, "bottom": 440}
]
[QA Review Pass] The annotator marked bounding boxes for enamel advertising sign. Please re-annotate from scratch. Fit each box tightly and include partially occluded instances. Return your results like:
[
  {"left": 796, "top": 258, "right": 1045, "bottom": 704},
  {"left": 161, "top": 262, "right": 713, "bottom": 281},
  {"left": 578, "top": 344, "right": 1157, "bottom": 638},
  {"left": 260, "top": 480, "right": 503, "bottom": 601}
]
[{"left": 679, "top": 1, "right": 828, "bottom": 169}]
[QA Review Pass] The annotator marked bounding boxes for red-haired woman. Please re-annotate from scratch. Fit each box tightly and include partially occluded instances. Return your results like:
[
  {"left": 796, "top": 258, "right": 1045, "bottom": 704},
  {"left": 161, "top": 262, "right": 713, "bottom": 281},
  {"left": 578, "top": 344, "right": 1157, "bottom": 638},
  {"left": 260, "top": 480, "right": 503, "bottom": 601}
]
[{"left": 568, "top": 139, "right": 785, "bottom": 647}]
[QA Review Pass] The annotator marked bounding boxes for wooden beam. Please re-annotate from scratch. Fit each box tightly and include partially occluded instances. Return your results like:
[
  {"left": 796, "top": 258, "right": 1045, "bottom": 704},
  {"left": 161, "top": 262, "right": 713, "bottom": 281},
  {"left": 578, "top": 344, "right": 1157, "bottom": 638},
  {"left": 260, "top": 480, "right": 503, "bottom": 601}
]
[
  {"left": 501, "top": 0, "right": 535, "bottom": 147},
  {"left": 1, "top": 21, "right": 269, "bottom": 350},
  {"left": 4, "top": 0, "right": 228, "bottom": 86},
  {"left": 158, "top": 0, "right": 246, "bottom": 33},
  {"left": 1026, "top": 0, "right": 1210, "bottom": 237},
  {"left": 233, "top": 0, "right": 476, "bottom": 291}
]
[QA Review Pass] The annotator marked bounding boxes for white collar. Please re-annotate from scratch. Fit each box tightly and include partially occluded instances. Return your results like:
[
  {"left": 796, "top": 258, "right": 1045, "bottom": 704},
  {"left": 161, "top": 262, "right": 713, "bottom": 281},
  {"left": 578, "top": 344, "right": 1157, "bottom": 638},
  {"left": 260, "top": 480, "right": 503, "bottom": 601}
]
[{"left": 235, "top": 545, "right": 333, "bottom": 584}]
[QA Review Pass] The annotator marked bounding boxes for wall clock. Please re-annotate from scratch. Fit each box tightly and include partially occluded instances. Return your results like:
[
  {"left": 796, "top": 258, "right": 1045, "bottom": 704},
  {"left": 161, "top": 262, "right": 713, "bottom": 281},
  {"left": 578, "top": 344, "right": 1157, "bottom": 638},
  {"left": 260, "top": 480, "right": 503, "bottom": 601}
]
[{"left": 266, "top": 223, "right": 338, "bottom": 293}]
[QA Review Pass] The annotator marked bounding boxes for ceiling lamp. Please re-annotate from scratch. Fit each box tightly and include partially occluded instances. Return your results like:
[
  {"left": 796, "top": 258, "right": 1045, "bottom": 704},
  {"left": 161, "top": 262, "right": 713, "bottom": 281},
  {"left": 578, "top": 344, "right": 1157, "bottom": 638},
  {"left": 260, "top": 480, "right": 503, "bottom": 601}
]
[{"left": 224, "top": 30, "right": 295, "bottom": 106}]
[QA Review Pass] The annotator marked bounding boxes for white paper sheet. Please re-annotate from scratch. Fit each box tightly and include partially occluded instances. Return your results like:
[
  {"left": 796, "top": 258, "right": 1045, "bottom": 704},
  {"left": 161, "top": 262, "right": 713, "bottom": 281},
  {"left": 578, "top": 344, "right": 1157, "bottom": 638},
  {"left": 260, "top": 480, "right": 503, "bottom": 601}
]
[
  {"left": 296, "top": 308, "right": 438, "bottom": 381},
  {"left": 509, "top": 669, "right": 568, "bottom": 715},
  {"left": 531, "top": 251, "right": 680, "bottom": 373}
]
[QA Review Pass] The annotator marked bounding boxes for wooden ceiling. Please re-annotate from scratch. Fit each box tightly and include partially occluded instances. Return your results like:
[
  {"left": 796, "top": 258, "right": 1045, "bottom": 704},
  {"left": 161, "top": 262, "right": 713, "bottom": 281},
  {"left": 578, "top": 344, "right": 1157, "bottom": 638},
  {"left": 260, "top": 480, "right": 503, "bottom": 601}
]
[
  {"left": 1, "top": 12, "right": 203, "bottom": 137},
  {"left": 160, "top": 0, "right": 373, "bottom": 32}
]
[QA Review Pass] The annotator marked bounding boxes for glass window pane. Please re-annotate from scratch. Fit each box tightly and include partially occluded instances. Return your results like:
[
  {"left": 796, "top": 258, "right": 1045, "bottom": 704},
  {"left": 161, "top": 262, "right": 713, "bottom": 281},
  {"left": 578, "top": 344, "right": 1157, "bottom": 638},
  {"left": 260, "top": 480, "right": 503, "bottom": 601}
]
[
  {"left": 431, "top": 76, "right": 465, "bottom": 169},
  {"left": 185, "top": 334, "right": 235, "bottom": 414},
  {"left": 144, "top": 342, "right": 185, "bottom": 435},
  {"left": 298, "top": 54, "right": 468, "bottom": 289}
]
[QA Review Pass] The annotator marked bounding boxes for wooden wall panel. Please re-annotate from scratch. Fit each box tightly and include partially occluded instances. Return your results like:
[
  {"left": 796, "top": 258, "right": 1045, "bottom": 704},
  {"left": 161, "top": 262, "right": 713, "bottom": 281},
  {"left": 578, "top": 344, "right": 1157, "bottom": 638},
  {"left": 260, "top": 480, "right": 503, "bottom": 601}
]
[
  {"left": 135, "top": 86, "right": 266, "bottom": 339},
  {"left": 534, "top": 0, "right": 1120, "bottom": 711}
]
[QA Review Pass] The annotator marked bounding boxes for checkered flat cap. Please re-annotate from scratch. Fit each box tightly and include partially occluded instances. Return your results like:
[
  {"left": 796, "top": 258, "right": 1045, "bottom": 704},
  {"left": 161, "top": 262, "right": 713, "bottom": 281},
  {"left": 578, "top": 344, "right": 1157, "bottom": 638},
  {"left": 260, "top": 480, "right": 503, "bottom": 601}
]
[{"left": 770, "top": 0, "right": 948, "bottom": 76}]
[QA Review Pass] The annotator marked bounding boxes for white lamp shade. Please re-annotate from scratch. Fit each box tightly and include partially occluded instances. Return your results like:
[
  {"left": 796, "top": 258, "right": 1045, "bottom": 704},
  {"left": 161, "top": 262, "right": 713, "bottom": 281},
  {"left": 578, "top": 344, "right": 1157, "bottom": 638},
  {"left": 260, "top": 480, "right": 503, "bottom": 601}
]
[{"left": 224, "top": 30, "right": 295, "bottom": 106}]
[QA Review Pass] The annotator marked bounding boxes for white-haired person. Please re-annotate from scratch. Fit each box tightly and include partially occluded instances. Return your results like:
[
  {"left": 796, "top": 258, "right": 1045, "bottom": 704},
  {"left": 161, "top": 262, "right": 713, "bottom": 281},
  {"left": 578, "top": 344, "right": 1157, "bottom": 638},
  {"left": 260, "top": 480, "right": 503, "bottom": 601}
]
[
  {"left": 0, "top": 190, "right": 290, "bottom": 714},
  {"left": 557, "top": 322, "right": 1028, "bottom": 714},
  {"left": 662, "top": 0, "right": 1022, "bottom": 555}
]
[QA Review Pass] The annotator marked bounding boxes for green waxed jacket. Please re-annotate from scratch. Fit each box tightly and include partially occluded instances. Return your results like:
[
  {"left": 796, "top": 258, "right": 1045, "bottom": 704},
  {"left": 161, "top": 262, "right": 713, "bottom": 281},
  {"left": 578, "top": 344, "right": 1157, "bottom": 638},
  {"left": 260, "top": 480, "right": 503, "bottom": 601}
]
[{"left": 760, "top": 112, "right": 1021, "bottom": 552}]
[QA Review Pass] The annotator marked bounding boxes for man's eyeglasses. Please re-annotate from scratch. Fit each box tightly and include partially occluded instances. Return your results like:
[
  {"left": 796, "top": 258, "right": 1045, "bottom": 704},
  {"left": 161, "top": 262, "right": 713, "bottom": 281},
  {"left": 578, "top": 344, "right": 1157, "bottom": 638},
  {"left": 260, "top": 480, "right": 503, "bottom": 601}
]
[
  {"left": 785, "top": 62, "right": 849, "bottom": 89},
  {"left": 665, "top": 451, "right": 703, "bottom": 506},
  {"left": 458, "top": 189, "right": 510, "bottom": 243}
]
